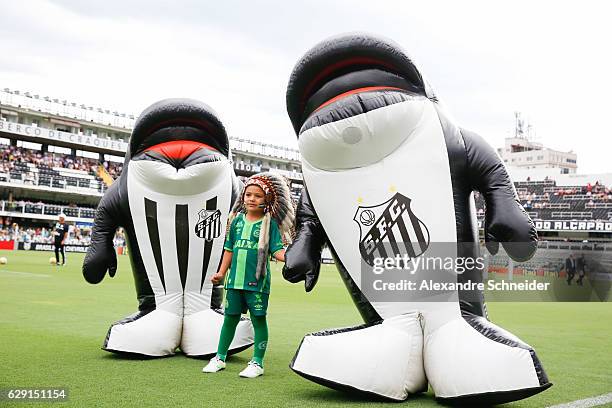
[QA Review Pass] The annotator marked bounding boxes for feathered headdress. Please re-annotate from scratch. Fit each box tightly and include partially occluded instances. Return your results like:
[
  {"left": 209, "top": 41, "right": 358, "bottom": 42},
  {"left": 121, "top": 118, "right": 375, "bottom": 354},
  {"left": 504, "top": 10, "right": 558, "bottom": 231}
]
[{"left": 228, "top": 172, "right": 295, "bottom": 280}]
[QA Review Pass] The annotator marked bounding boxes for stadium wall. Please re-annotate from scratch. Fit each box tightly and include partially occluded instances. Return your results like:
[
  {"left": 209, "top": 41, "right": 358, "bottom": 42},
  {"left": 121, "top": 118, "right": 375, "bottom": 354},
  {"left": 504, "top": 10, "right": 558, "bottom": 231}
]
[{"left": 507, "top": 166, "right": 612, "bottom": 186}]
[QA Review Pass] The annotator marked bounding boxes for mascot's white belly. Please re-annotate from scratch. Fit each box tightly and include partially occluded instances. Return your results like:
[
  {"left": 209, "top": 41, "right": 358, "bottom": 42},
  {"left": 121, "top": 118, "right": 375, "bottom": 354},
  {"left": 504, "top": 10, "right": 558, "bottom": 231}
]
[
  {"left": 87, "top": 98, "right": 255, "bottom": 358},
  {"left": 285, "top": 33, "right": 549, "bottom": 403},
  {"left": 301, "top": 99, "right": 460, "bottom": 327},
  {"left": 127, "top": 159, "right": 232, "bottom": 315}
]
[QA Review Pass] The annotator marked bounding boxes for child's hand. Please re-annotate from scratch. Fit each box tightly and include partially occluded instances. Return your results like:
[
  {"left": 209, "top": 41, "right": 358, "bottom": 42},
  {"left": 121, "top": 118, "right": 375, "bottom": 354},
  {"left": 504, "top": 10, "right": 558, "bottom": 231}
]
[{"left": 211, "top": 272, "right": 225, "bottom": 285}]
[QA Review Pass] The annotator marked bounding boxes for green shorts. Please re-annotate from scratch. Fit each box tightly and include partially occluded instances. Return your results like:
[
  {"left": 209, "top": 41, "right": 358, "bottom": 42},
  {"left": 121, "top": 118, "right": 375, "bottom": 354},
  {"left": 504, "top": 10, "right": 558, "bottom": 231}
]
[{"left": 224, "top": 289, "right": 269, "bottom": 317}]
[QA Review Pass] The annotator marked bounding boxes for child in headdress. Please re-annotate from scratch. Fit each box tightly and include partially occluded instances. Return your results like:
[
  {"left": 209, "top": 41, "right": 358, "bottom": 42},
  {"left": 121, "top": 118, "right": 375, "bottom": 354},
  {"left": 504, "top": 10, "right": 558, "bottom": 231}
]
[{"left": 202, "top": 172, "right": 295, "bottom": 378}]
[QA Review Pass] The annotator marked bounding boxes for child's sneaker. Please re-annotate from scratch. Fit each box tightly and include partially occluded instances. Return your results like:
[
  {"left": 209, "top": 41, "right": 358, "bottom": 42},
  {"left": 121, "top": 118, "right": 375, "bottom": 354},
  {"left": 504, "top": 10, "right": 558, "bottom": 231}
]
[
  {"left": 202, "top": 356, "right": 226, "bottom": 373},
  {"left": 239, "top": 361, "right": 264, "bottom": 378}
]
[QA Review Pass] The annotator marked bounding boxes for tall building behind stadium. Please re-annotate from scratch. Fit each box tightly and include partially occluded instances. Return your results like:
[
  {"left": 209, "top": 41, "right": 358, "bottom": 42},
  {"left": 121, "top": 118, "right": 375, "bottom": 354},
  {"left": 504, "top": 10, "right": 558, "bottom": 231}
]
[{"left": 1, "top": 88, "right": 611, "bottom": 261}]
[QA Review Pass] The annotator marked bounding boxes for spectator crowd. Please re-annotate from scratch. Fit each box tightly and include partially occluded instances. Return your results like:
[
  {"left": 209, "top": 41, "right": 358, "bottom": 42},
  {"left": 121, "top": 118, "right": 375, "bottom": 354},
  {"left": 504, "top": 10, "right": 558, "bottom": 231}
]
[
  {"left": 476, "top": 179, "right": 612, "bottom": 222},
  {"left": 0, "top": 222, "right": 126, "bottom": 248},
  {"left": 0, "top": 145, "right": 123, "bottom": 182},
  {"left": 0, "top": 222, "right": 90, "bottom": 245}
]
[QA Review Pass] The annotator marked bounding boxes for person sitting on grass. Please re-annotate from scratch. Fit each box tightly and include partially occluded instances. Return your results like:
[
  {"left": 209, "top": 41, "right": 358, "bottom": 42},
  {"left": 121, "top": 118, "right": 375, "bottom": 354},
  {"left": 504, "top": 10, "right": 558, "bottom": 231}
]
[{"left": 203, "top": 172, "right": 294, "bottom": 378}]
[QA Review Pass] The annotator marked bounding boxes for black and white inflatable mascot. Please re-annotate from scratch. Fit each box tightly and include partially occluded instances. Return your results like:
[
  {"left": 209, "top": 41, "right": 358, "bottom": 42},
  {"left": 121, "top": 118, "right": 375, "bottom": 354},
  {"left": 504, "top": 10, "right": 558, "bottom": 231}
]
[
  {"left": 83, "top": 99, "right": 253, "bottom": 357},
  {"left": 283, "top": 33, "right": 551, "bottom": 405}
]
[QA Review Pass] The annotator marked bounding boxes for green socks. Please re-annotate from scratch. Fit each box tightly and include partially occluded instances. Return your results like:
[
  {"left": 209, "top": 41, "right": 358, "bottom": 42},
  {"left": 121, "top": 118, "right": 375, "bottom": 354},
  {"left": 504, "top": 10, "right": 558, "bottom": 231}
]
[
  {"left": 216, "top": 314, "right": 240, "bottom": 361},
  {"left": 215, "top": 314, "right": 268, "bottom": 367},
  {"left": 251, "top": 315, "right": 268, "bottom": 367}
]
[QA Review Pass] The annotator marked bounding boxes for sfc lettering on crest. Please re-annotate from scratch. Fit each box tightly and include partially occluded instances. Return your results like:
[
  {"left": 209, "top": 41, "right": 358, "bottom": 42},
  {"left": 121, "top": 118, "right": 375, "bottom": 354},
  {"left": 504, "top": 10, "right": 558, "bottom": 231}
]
[
  {"left": 195, "top": 209, "right": 222, "bottom": 241},
  {"left": 354, "top": 192, "right": 430, "bottom": 266}
]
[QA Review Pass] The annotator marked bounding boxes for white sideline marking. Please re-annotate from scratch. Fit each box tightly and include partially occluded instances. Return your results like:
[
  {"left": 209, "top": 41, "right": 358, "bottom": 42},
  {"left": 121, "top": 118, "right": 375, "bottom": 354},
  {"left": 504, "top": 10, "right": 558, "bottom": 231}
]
[
  {"left": 547, "top": 393, "right": 612, "bottom": 408},
  {"left": 0, "top": 270, "right": 52, "bottom": 278}
]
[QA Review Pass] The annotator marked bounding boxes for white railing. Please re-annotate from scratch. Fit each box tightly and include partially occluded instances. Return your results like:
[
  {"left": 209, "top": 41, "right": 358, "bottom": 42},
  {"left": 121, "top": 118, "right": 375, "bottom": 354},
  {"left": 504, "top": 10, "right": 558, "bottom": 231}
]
[
  {"left": 544, "top": 186, "right": 582, "bottom": 193},
  {"left": 516, "top": 180, "right": 555, "bottom": 186},
  {"left": 0, "top": 171, "right": 106, "bottom": 195},
  {"left": 551, "top": 211, "right": 593, "bottom": 218},
  {"left": 1, "top": 89, "right": 136, "bottom": 129},
  {"left": 0, "top": 200, "right": 96, "bottom": 219},
  {"left": 267, "top": 168, "right": 303, "bottom": 180},
  {"left": 562, "top": 195, "right": 591, "bottom": 200},
  {"left": 230, "top": 138, "right": 301, "bottom": 162},
  {"left": 536, "top": 241, "right": 612, "bottom": 252},
  {"left": 519, "top": 194, "right": 550, "bottom": 201},
  {"left": 585, "top": 202, "right": 612, "bottom": 209},
  {"left": 542, "top": 203, "right": 570, "bottom": 209}
]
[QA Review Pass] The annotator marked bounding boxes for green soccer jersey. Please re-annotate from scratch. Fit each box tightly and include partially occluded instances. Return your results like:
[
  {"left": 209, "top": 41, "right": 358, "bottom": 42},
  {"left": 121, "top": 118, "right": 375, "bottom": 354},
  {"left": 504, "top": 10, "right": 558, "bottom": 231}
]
[{"left": 223, "top": 213, "right": 284, "bottom": 294}]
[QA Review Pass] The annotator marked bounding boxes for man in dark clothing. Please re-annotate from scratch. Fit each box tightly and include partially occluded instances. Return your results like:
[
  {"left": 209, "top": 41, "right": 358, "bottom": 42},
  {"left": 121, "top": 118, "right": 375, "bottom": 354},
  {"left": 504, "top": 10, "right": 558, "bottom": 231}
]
[
  {"left": 565, "top": 254, "right": 576, "bottom": 285},
  {"left": 54, "top": 214, "right": 69, "bottom": 266},
  {"left": 576, "top": 255, "right": 587, "bottom": 286}
]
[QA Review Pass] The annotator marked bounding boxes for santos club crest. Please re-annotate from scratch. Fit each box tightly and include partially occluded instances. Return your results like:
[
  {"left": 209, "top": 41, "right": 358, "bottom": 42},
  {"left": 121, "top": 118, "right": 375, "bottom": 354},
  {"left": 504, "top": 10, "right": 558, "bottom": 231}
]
[
  {"left": 195, "top": 209, "right": 222, "bottom": 241},
  {"left": 354, "top": 193, "right": 430, "bottom": 266}
]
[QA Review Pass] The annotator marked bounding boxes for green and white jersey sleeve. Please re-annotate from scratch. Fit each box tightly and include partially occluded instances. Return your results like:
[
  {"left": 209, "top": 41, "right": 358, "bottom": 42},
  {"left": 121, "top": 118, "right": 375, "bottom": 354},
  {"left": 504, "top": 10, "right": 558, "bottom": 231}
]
[{"left": 223, "top": 213, "right": 284, "bottom": 294}]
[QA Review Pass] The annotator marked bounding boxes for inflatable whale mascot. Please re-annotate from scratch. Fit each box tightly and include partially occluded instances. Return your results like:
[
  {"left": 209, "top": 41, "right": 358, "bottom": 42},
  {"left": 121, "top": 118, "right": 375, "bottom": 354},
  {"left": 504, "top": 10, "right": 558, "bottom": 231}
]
[
  {"left": 283, "top": 34, "right": 551, "bottom": 404},
  {"left": 83, "top": 99, "right": 253, "bottom": 357}
]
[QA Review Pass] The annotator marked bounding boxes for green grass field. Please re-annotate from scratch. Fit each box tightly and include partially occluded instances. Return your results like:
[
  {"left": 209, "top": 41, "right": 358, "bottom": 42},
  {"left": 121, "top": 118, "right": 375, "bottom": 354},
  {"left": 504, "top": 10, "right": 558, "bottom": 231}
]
[{"left": 1, "top": 250, "right": 610, "bottom": 407}]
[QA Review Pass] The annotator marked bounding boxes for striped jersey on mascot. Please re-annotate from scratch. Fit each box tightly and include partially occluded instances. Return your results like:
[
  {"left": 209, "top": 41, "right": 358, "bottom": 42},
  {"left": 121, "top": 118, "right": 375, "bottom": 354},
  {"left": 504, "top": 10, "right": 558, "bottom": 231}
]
[{"left": 83, "top": 99, "right": 254, "bottom": 358}]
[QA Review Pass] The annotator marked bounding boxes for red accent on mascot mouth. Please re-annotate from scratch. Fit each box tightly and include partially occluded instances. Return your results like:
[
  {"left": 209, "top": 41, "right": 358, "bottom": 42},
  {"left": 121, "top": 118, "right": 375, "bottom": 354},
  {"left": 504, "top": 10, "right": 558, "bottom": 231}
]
[
  {"left": 145, "top": 140, "right": 217, "bottom": 160},
  {"left": 314, "top": 86, "right": 404, "bottom": 112}
]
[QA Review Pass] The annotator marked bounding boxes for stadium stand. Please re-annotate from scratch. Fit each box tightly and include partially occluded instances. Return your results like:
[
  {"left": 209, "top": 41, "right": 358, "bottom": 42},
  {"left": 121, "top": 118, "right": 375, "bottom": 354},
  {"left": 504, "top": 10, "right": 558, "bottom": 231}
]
[
  {"left": 0, "top": 88, "right": 305, "bottom": 255},
  {"left": 475, "top": 179, "right": 612, "bottom": 222},
  {"left": 0, "top": 197, "right": 97, "bottom": 246},
  {"left": 0, "top": 199, "right": 96, "bottom": 220},
  {"left": 0, "top": 224, "right": 91, "bottom": 245},
  {"left": 0, "top": 145, "right": 122, "bottom": 194},
  {"left": 1, "top": 87, "right": 610, "bottom": 266}
]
